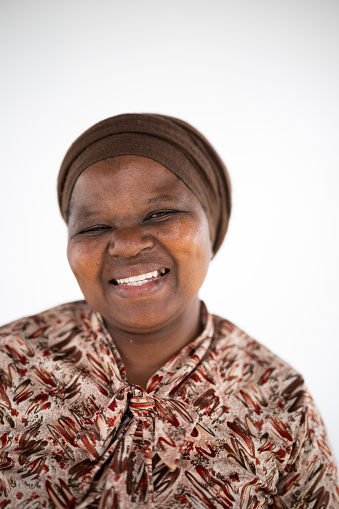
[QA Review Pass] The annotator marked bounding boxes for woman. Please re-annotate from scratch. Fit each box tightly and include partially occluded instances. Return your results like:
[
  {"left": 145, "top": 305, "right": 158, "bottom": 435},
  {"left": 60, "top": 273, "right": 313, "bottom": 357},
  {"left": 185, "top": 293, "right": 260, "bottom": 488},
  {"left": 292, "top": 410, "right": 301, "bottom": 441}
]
[{"left": 0, "top": 114, "right": 337, "bottom": 508}]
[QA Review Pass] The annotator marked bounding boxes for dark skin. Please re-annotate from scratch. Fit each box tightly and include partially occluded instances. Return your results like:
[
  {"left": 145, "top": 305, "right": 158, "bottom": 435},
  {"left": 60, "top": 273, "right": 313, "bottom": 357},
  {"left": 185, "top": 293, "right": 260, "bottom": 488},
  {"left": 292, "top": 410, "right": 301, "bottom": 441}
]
[{"left": 67, "top": 156, "right": 212, "bottom": 389}]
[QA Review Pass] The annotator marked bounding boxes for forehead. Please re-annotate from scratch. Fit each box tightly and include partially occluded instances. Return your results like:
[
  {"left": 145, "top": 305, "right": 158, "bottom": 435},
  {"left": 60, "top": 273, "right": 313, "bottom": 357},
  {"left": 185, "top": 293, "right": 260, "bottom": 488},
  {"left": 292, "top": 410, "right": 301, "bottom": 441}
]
[{"left": 68, "top": 155, "right": 203, "bottom": 216}]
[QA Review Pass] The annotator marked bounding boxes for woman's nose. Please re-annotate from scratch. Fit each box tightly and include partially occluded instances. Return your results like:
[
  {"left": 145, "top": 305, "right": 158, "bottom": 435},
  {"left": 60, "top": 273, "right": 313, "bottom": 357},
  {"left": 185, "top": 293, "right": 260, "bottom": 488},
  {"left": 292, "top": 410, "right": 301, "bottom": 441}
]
[{"left": 108, "top": 227, "right": 155, "bottom": 258}]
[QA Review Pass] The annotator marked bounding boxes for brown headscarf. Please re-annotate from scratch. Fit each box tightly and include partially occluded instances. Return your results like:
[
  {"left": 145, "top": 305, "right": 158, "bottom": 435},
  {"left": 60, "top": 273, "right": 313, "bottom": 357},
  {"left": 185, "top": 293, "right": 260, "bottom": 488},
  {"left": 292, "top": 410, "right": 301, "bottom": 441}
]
[{"left": 57, "top": 113, "right": 231, "bottom": 254}]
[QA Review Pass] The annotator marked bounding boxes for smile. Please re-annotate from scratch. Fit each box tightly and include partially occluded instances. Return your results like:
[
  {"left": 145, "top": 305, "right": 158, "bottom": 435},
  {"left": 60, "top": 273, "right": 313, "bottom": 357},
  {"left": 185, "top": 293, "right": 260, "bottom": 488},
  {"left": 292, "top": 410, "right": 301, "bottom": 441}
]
[{"left": 112, "top": 268, "right": 168, "bottom": 286}]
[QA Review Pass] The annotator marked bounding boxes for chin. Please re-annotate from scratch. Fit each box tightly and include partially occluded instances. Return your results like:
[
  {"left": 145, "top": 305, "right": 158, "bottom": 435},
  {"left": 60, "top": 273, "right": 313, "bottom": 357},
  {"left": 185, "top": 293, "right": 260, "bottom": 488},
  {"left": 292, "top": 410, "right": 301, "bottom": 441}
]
[{"left": 105, "top": 309, "right": 176, "bottom": 335}]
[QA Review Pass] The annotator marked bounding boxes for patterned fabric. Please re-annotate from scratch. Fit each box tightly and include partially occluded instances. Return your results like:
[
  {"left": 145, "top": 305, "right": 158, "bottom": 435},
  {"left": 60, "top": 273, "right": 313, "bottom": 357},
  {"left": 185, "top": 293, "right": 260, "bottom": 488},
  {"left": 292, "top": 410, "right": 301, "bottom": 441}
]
[{"left": 0, "top": 301, "right": 338, "bottom": 508}]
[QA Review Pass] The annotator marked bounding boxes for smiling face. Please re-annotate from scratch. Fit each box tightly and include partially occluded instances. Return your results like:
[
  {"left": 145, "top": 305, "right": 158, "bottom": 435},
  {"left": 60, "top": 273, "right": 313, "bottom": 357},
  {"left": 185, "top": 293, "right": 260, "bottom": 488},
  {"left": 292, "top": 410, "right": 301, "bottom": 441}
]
[{"left": 67, "top": 155, "right": 212, "bottom": 335}]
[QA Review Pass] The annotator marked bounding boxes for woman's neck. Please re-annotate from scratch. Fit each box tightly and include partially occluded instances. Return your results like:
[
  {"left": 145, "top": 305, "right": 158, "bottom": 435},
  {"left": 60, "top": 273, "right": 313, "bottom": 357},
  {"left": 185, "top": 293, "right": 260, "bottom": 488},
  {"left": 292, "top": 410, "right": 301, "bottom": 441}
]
[{"left": 105, "top": 299, "right": 202, "bottom": 389}]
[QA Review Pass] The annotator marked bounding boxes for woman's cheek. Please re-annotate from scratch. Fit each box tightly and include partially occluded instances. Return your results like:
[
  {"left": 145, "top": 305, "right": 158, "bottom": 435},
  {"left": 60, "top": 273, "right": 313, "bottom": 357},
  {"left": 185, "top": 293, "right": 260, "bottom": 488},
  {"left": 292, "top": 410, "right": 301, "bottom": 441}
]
[
  {"left": 177, "top": 218, "right": 211, "bottom": 257},
  {"left": 67, "top": 240, "right": 101, "bottom": 280}
]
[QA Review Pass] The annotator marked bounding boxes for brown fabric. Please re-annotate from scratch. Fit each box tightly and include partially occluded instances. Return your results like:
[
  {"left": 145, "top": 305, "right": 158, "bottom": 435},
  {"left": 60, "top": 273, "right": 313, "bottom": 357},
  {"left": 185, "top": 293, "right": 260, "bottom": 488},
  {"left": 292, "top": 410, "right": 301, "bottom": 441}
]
[{"left": 57, "top": 113, "right": 232, "bottom": 254}]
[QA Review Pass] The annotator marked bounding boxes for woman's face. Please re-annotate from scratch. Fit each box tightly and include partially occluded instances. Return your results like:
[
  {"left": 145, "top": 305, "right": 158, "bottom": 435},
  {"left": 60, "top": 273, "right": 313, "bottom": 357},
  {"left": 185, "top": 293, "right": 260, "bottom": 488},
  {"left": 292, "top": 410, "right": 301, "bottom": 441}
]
[{"left": 67, "top": 155, "right": 212, "bottom": 334}]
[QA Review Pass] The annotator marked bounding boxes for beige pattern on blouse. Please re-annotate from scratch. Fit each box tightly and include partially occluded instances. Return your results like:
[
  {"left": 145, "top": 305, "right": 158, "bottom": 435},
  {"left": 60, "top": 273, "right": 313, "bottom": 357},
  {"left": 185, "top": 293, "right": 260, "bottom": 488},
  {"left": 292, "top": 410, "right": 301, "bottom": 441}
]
[{"left": 0, "top": 301, "right": 338, "bottom": 508}]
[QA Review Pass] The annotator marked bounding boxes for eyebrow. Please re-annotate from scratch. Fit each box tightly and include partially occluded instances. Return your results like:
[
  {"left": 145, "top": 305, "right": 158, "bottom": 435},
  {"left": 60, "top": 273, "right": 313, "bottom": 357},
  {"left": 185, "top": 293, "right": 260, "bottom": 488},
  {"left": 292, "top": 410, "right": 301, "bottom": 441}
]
[
  {"left": 148, "top": 194, "right": 177, "bottom": 204},
  {"left": 68, "top": 209, "right": 102, "bottom": 227},
  {"left": 72, "top": 210, "right": 101, "bottom": 220}
]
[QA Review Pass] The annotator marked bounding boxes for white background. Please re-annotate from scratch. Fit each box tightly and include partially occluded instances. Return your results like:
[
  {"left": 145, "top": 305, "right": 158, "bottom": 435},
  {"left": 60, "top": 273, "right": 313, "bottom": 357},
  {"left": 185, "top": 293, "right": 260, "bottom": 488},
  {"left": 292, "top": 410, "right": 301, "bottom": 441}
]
[{"left": 1, "top": 1, "right": 338, "bottom": 459}]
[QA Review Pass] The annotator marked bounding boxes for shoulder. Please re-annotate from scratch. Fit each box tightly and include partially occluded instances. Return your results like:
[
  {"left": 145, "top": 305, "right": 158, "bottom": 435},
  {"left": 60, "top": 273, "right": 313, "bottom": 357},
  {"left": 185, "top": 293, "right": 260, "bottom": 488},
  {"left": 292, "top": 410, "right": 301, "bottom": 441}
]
[
  {"left": 210, "top": 313, "right": 308, "bottom": 446},
  {"left": 210, "top": 314, "right": 338, "bottom": 493},
  {"left": 211, "top": 313, "right": 299, "bottom": 383},
  {"left": 0, "top": 300, "right": 100, "bottom": 370},
  {"left": 0, "top": 299, "right": 112, "bottom": 429},
  {"left": 0, "top": 300, "right": 94, "bottom": 344}
]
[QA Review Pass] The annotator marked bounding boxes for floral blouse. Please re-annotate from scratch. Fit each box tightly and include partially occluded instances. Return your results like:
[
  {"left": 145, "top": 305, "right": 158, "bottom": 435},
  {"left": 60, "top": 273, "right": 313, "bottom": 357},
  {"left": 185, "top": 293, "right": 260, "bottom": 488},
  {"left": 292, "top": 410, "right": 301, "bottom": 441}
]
[{"left": 0, "top": 301, "right": 338, "bottom": 508}]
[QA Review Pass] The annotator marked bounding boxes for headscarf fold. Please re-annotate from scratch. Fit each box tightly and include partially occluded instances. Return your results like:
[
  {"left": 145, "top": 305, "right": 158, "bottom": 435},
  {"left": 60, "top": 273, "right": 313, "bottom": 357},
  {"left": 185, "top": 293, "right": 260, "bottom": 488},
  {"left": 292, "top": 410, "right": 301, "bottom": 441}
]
[{"left": 57, "top": 113, "right": 231, "bottom": 254}]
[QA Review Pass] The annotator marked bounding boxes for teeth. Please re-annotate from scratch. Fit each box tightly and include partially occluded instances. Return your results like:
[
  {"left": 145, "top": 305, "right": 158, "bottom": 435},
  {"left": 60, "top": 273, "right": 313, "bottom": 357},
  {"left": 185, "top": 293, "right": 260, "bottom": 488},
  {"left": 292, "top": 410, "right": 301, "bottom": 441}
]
[{"left": 114, "top": 268, "right": 167, "bottom": 286}]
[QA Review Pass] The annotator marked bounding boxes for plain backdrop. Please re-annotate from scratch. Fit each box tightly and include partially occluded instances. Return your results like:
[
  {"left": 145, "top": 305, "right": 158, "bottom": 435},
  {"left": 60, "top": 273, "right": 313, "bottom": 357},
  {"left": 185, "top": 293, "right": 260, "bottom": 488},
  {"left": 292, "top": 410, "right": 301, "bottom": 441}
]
[{"left": 1, "top": 0, "right": 338, "bottom": 459}]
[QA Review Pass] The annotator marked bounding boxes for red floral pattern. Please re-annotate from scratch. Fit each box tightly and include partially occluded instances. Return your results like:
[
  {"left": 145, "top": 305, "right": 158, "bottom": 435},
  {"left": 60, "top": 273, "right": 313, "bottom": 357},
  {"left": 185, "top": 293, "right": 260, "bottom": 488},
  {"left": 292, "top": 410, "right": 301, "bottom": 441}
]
[{"left": 0, "top": 301, "right": 338, "bottom": 508}]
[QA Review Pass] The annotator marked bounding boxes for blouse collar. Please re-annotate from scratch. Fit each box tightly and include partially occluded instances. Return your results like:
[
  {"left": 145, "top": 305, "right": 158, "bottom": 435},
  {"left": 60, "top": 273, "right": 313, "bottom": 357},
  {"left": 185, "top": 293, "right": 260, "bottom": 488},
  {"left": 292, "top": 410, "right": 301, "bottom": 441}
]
[{"left": 93, "top": 300, "right": 214, "bottom": 396}]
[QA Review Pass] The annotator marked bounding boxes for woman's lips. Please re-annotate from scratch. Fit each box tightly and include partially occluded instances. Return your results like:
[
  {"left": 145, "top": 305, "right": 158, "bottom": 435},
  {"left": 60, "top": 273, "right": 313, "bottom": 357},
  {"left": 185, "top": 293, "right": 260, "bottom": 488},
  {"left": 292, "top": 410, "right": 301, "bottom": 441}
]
[
  {"left": 111, "top": 268, "right": 168, "bottom": 287},
  {"left": 109, "top": 268, "right": 170, "bottom": 297}
]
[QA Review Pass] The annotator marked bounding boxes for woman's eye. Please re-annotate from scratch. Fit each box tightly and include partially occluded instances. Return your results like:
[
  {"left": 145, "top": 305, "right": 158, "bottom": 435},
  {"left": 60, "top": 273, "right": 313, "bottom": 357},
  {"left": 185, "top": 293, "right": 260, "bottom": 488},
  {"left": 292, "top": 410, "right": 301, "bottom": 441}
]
[
  {"left": 79, "top": 225, "right": 111, "bottom": 234},
  {"left": 145, "top": 210, "right": 177, "bottom": 221}
]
